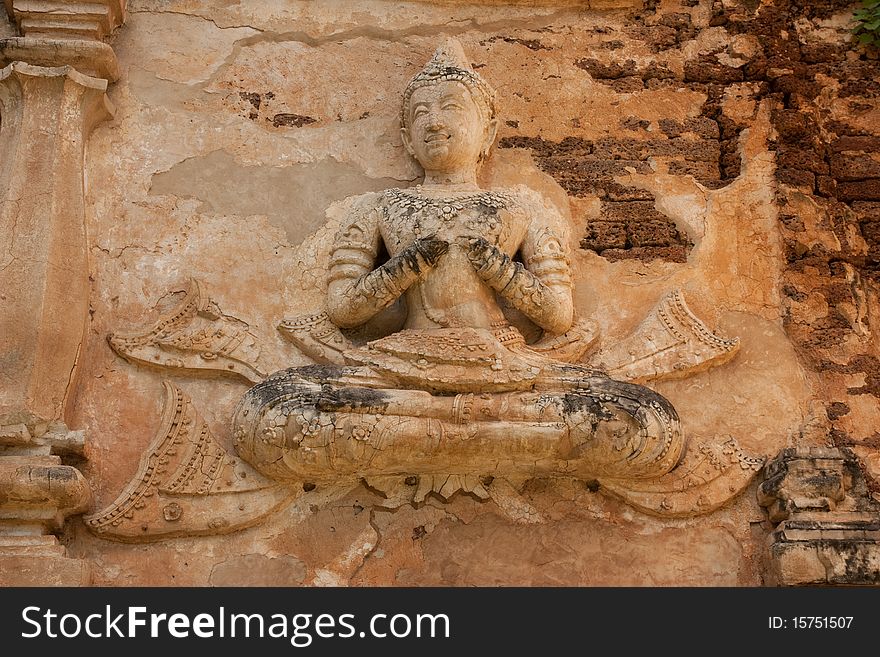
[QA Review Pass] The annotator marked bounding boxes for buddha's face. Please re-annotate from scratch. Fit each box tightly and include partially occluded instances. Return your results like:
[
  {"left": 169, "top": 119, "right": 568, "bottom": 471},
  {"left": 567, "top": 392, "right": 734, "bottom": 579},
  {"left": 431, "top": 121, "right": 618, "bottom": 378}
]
[{"left": 401, "top": 81, "right": 497, "bottom": 174}]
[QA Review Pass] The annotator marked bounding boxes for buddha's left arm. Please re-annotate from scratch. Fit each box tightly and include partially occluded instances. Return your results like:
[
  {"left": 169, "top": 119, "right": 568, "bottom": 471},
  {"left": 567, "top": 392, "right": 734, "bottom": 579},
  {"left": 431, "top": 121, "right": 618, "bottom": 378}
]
[{"left": 465, "top": 205, "right": 573, "bottom": 335}]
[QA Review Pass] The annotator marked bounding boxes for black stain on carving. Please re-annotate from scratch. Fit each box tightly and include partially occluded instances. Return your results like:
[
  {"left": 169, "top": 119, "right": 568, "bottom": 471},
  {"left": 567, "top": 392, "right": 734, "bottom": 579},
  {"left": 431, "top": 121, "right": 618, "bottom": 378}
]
[
  {"left": 560, "top": 393, "right": 604, "bottom": 417},
  {"left": 292, "top": 364, "right": 357, "bottom": 382},
  {"left": 44, "top": 466, "right": 77, "bottom": 482},
  {"left": 316, "top": 386, "right": 390, "bottom": 412},
  {"left": 244, "top": 377, "right": 318, "bottom": 411},
  {"left": 239, "top": 92, "right": 261, "bottom": 110},
  {"left": 271, "top": 113, "right": 318, "bottom": 128},
  {"left": 481, "top": 35, "right": 552, "bottom": 51}
]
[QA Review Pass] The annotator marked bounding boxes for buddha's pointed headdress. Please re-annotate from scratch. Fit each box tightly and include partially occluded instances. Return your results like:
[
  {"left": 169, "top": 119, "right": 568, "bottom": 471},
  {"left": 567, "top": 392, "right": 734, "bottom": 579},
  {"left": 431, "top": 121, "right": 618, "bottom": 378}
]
[{"left": 401, "top": 38, "right": 496, "bottom": 127}]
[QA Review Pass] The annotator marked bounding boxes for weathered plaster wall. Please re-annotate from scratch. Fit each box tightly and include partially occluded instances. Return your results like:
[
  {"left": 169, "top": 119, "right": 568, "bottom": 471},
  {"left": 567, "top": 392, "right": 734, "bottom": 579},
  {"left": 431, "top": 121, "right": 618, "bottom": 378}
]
[{"left": 62, "top": 0, "right": 879, "bottom": 585}]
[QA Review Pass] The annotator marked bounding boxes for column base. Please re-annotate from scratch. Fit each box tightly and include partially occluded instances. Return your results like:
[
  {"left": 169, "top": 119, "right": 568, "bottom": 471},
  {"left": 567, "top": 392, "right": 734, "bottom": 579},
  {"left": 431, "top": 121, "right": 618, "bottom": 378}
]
[
  {"left": 766, "top": 511, "right": 880, "bottom": 586},
  {"left": 0, "top": 538, "right": 91, "bottom": 586},
  {"left": 0, "top": 421, "right": 92, "bottom": 586},
  {"left": 759, "top": 447, "right": 880, "bottom": 586}
]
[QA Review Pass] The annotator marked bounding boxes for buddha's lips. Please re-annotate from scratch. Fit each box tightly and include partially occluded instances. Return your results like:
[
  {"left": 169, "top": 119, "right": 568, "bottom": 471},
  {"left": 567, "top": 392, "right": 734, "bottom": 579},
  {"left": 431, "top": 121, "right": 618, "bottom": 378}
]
[{"left": 424, "top": 133, "right": 450, "bottom": 142}]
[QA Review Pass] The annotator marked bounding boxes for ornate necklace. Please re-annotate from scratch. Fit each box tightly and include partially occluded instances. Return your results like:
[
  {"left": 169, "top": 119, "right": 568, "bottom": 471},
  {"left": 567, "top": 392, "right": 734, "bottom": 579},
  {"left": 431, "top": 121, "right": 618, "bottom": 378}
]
[
  {"left": 384, "top": 187, "right": 510, "bottom": 214},
  {"left": 384, "top": 187, "right": 511, "bottom": 238}
]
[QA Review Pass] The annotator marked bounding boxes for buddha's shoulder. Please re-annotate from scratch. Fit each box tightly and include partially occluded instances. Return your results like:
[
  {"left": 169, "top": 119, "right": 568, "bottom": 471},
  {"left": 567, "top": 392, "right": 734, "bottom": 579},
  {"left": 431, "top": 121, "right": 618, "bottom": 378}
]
[
  {"left": 491, "top": 185, "right": 563, "bottom": 216},
  {"left": 339, "top": 188, "right": 424, "bottom": 211},
  {"left": 339, "top": 190, "right": 386, "bottom": 208},
  {"left": 329, "top": 191, "right": 388, "bottom": 224}
]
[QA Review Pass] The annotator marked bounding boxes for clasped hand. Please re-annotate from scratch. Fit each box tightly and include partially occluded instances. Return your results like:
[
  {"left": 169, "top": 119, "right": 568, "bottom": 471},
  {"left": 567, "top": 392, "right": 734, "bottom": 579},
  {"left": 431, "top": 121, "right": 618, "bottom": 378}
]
[{"left": 403, "top": 234, "right": 504, "bottom": 269}]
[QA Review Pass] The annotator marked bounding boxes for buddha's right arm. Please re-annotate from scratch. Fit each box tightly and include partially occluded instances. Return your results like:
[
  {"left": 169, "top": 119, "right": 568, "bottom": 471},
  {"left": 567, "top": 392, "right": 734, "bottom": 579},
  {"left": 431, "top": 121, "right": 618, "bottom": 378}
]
[{"left": 326, "top": 237, "right": 448, "bottom": 328}]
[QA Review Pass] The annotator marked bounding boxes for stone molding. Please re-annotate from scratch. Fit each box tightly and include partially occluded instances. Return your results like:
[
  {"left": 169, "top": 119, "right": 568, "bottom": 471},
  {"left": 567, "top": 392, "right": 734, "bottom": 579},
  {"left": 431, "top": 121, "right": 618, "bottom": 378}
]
[
  {"left": 3, "top": 0, "right": 125, "bottom": 40},
  {"left": 0, "top": 420, "right": 92, "bottom": 585},
  {"left": 1, "top": 0, "right": 125, "bottom": 79}
]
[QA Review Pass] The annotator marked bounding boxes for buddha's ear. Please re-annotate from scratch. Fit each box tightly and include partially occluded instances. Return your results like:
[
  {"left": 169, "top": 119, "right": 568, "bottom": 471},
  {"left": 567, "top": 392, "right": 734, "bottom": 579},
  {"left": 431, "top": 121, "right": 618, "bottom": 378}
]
[
  {"left": 400, "top": 126, "right": 415, "bottom": 157},
  {"left": 482, "top": 117, "right": 499, "bottom": 159}
]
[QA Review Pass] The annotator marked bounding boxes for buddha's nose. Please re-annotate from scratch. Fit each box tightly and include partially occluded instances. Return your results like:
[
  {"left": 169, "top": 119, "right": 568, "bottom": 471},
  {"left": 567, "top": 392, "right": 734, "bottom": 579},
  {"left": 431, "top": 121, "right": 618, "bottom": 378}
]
[{"left": 426, "top": 113, "right": 444, "bottom": 130}]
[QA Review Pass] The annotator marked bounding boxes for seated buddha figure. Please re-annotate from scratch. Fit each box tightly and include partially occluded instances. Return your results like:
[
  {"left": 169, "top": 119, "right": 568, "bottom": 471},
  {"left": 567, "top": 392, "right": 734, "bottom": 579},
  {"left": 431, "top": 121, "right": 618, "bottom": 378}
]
[{"left": 233, "top": 39, "right": 685, "bottom": 487}]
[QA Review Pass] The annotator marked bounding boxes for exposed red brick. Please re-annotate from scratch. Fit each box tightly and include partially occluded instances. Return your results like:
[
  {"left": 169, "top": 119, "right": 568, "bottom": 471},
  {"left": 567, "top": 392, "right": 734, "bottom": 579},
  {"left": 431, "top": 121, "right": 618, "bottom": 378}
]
[
  {"left": 574, "top": 58, "right": 636, "bottom": 79},
  {"left": 581, "top": 221, "right": 626, "bottom": 250},
  {"left": 777, "top": 147, "right": 829, "bottom": 174},
  {"left": 601, "top": 245, "right": 689, "bottom": 263},
  {"left": 816, "top": 175, "right": 837, "bottom": 197},
  {"left": 830, "top": 154, "right": 880, "bottom": 182},
  {"left": 777, "top": 168, "right": 816, "bottom": 189},
  {"left": 854, "top": 201, "right": 880, "bottom": 220},
  {"left": 628, "top": 219, "right": 684, "bottom": 247},
  {"left": 602, "top": 201, "right": 664, "bottom": 222},
  {"left": 683, "top": 59, "right": 744, "bottom": 84},
  {"left": 772, "top": 110, "right": 819, "bottom": 141},
  {"left": 604, "top": 183, "right": 655, "bottom": 201},
  {"left": 609, "top": 77, "right": 646, "bottom": 93},
  {"left": 658, "top": 117, "right": 719, "bottom": 139},
  {"left": 830, "top": 136, "right": 880, "bottom": 153},
  {"left": 838, "top": 180, "right": 880, "bottom": 202},
  {"left": 668, "top": 160, "right": 721, "bottom": 180}
]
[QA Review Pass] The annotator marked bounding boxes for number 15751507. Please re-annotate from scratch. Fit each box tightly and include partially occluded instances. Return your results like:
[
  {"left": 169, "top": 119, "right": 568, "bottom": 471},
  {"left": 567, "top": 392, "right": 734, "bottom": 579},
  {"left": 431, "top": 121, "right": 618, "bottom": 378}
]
[{"left": 769, "top": 617, "right": 854, "bottom": 629}]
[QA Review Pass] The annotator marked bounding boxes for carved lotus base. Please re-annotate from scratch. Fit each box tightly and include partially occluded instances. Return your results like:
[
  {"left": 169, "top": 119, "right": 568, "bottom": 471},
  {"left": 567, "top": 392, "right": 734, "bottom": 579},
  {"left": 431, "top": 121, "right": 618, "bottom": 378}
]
[{"left": 232, "top": 364, "right": 685, "bottom": 484}]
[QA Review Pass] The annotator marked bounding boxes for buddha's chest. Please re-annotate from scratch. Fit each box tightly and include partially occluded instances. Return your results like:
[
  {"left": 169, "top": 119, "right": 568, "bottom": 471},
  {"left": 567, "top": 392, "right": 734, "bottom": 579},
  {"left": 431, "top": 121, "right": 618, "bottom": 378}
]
[{"left": 379, "top": 189, "right": 523, "bottom": 255}]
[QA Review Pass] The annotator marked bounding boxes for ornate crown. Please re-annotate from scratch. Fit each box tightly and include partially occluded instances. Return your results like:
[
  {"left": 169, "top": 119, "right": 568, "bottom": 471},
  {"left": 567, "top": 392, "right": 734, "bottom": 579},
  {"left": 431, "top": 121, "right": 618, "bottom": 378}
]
[{"left": 400, "top": 38, "right": 496, "bottom": 127}]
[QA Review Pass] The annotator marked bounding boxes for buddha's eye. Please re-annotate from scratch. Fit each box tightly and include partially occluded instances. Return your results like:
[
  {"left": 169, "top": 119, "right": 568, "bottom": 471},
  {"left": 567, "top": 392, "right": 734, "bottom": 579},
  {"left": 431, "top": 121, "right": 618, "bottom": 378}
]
[{"left": 442, "top": 103, "right": 463, "bottom": 111}]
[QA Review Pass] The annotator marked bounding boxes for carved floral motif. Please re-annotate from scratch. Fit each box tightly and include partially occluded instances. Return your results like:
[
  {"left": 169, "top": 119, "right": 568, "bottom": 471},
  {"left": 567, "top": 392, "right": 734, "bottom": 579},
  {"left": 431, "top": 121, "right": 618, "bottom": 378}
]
[
  {"left": 591, "top": 290, "right": 740, "bottom": 383},
  {"left": 601, "top": 437, "right": 764, "bottom": 517},
  {"left": 108, "top": 278, "right": 266, "bottom": 383},
  {"left": 84, "top": 382, "right": 295, "bottom": 542}
]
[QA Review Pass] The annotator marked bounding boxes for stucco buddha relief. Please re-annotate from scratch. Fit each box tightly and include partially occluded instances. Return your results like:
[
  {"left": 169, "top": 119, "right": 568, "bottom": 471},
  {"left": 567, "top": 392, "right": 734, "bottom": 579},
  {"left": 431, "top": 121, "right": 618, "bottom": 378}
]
[{"left": 86, "top": 40, "right": 762, "bottom": 541}]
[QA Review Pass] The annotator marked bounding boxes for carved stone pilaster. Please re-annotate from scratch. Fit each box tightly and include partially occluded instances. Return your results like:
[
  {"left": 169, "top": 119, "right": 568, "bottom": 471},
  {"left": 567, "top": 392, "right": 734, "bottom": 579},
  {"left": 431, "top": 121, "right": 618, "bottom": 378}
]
[
  {"left": 0, "top": 62, "right": 112, "bottom": 425},
  {"left": 0, "top": 0, "right": 125, "bottom": 585},
  {"left": 758, "top": 448, "right": 880, "bottom": 586}
]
